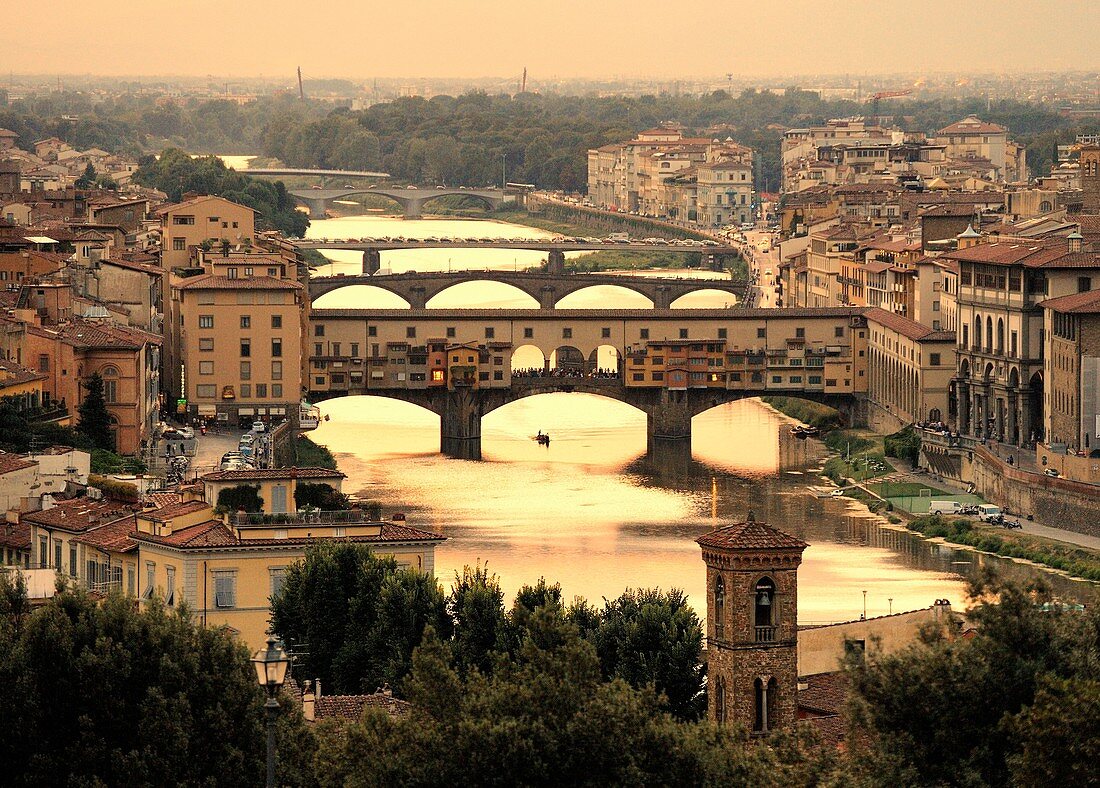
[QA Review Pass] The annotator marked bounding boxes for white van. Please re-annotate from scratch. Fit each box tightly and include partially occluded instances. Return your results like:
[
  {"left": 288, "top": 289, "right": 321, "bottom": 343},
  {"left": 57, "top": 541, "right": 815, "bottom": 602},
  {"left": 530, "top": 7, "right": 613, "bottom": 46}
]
[
  {"left": 928, "top": 500, "right": 962, "bottom": 515},
  {"left": 976, "top": 504, "right": 1003, "bottom": 522}
]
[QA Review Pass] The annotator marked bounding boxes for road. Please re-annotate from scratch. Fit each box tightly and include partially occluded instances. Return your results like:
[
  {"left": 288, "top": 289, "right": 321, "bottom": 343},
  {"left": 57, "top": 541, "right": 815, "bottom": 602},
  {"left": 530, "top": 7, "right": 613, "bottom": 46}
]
[{"left": 737, "top": 229, "right": 781, "bottom": 309}]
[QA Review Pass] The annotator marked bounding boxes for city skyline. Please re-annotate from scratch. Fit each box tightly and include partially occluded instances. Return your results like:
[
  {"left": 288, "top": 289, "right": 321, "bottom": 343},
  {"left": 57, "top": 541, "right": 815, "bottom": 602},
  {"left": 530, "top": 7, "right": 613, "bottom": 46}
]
[{"left": 1, "top": 0, "right": 1097, "bottom": 81}]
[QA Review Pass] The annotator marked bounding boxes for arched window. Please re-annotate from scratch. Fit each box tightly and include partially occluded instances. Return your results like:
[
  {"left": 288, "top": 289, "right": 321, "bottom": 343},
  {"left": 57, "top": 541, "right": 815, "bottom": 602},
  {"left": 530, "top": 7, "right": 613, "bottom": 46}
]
[
  {"left": 754, "top": 577, "right": 775, "bottom": 642},
  {"left": 997, "top": 318, "right": 1004, "bottom": 355},
  {"left": 973, "top": 316, "right": 982, "bottom": 351},
  {"left": 986, "top": 316, "right": 993, "bottom": 353},
  {"left": 713, "top": 575, "right": 725, "bottom": 639},
  {"left": 715, "top": 676, "right": 726, "bottom": 724},
  {"left": 754, "top": 677, "right": 778, "bottom": 733}
]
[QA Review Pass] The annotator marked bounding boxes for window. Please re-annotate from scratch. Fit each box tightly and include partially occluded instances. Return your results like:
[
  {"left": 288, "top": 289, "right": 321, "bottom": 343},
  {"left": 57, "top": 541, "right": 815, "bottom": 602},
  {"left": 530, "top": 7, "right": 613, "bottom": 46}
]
[
  {"left": 199, "top": 361, "right": 214, "bottom": 375},
  {"left": 562, "top": 328, "right": 572, "bottom": 339},
  {"left": 755, "top": 578, "right": 775, "bottom": 640},
  {"left": 640, "top": 329, "right": 649, "bottom": 340},
  {"left": 368, "top": 326, "right": 377, "bottom": 337},
  {"left": 834, "top": 326, "right": 844, "bottom": 338},
  {"left": 350, "top": 343, "right": 359, "bottom": 357},
  {"left": 37, "top": 354, "right": 49, "bottom": 372},
  {"left": 718, "top": 328, "right": 727, "bottom": 339},
  {"left": 143, "top": 562, "right": 155, "bottom": 600},
  {"left": 213, "top": 571, "right": 236, "bottom": 608},
  {"left": 315, "top": 376, "right": 325, "bottom": 386},
  {"left": 772, "top": 375, "right": 782, "bottom": 383},
  {"left": 240, "top": 339, "right": 251, "bottom": 357},
  {"left": 270, "top": 568, "right": 288, "bottom": 600},
  {"left": 406, "top": 327, "right": 416, "bottom": 338},
  {"left": 102, "top": 378, "right": 117, "bottom": 403},
  {"left": 172, "top": 237, "right": 186, "bottom": 251},
  {"left": 227, "top": 268, "right": 238, "bottom": 280},
  {"left": 315, "top": 324, "right": 325, "bottom": 336},
  {"left": 679, "top": 328, "right": 688, "bottom": 339},
  {"left": 54, "top": 540, "right": 62, "bottom": 570},
  {"left": 523, "top": 327, "right": 533, "bottom": 339},
  {"left": 199, "top": 337, "right": 214, "bottom": 352},
  {"left": 271, "top": 361, "right": 283, "bottom": 380},
  {"left": 485, "top": 327, "right": 495, "bottom": 339},
  {"left": 166, "top": 566, "right": 176, "bottom": 606},
  {"left": 256, "top": 383, "right": 267, "bottom": 398},
  {"left": 240, "top": 383, "right": 251, "bottom": 397},
  {"left": 795, "top": 327, "right": 805, "bottom": 338},
  {"left": 757, "top": 328, "right": 766, "bottom": 339},
  {"left": 271, "top": 315, "right": 282, "bottom": 329},
  {"left": 127, "top": 567, "right": 135, "bottom": 596},
  {"left": 240, "top": 361, "right": 251, "bottom": 380},
  {"left": 69, "top": 544, "right": 77, "bottom": 577},
  {"left": 272, "top": 384, "right": 283, "bottom": 398},
  {"left": 199, "top": 315, "right": 214, "bottom": 329},
  {"left": 196, "top": 384, "right": 216, "bottom": 398},
  {"left": 1079, "top": 276, "right": 1092, "bottom": 294},
  {"left": 714, "top": 575, "right": 725, "bottom": 638},
  {"left": 929, "top": 353, "right": 941, "bottom": 366},
  {"left": 332, "top": 342, "right": 341, "bottom": 356},
  {"left": 240, "top": 315, "right": 250, "bottom": 329},
  {"left": 601, "top": 327, "right": 611, "bottom": 338}
]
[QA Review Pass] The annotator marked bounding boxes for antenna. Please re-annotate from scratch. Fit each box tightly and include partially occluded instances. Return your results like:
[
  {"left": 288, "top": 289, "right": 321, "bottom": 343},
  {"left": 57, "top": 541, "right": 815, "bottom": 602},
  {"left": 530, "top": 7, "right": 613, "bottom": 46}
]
[{"left": 297, "top": 66, "right": 305, "bottom": 101}]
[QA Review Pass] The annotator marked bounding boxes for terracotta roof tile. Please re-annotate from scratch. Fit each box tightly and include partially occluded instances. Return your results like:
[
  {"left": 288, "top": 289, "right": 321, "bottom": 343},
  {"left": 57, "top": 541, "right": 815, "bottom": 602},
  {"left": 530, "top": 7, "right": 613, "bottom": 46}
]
[
  {"left": 75, "top": 515, "right": 138, "bottom": 553},
  {"left": 140, "top": 499, "right": 211, "bottom": 520},
  {"left": 200, "top": 467, "right": 345, "bottom": 482},
  {"left": 178, "top": 274, "right": 301, "bottom": 291},
  {"left": 315, "top": 692, "right": 411, "bottom": 721},
  {"left": 132, "top": 520, "right": 237, "bottom": 548},
  {"left": 22, "top": 497, "right": 137, "bottom": 533},
  {"left": 0, "top": 452, "right": 38, "bottom": 475},
  {"left": 696, "top": 520, "right": 807, "bottom": 551},
  {"left": 1038, "top": 289, "right": 1100, "bottom": 314},
  {"left": 866, "top": 308, "right": 954, "bottom": 342},
  {"left": 0, "top": 521, "right": 31, "bottom": 550}
]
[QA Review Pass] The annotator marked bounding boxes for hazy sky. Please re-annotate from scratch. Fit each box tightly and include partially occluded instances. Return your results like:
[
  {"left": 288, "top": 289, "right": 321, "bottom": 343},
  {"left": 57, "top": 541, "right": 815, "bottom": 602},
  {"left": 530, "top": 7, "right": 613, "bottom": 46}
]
[{"left": 2, "top": 1, "right": 1097, "bottom": 81}]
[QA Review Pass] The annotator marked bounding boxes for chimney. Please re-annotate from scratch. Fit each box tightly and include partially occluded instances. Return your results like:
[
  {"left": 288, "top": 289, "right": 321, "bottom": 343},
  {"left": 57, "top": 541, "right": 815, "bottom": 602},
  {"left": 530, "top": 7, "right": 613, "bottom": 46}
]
[
  {"left": 314, "top": 678, "right": 321, "bottom": 699},
  {"left": 301, "top": 680, "right": 315, "bottom": 722},
  {"left": 1068, "top": 230, "right": 1083, "bottom": 254}
]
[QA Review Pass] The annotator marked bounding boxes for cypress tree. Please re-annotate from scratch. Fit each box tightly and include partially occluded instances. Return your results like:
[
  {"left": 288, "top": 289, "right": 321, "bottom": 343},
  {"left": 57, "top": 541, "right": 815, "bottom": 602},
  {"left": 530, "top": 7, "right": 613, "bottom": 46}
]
[{"left": 77, "top": 373, "right": 114, "bottom": 450}]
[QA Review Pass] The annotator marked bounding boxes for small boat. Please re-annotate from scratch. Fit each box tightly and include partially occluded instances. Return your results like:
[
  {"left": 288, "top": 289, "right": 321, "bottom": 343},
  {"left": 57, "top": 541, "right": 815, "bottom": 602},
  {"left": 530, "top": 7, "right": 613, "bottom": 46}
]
[
  {"left": 535, "top": 432, "right": 551, "bottom": 446},
  {"left": 789, "top": 426, "right": 807, "bottom": 439},
  {"left": 802, "top": 426, "right": 820, "bottom": 437}
]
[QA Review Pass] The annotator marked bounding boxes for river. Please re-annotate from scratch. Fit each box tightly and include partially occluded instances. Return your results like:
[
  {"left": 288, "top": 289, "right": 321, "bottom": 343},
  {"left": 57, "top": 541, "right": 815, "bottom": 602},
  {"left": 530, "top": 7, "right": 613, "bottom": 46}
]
[{"left": 303, "top": 213, "right": 1089, "bottom": 622}]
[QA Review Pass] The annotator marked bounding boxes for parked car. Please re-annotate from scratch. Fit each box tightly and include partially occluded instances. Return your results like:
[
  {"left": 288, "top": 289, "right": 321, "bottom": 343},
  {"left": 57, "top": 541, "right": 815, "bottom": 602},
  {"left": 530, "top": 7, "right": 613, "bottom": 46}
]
[
  {"left": 976, "top": 504, "right": 1004, "bottom": 523},
  {"left": 178, "top": 426, "right": 195, "bottom": 440}
]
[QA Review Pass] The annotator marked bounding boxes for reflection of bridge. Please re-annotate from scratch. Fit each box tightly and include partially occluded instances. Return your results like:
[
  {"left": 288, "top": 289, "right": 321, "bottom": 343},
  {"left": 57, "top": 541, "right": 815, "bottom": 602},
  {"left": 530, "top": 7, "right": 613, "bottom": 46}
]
[
  {"left": 309, "top": 270, "right": 750, "bottom": 308},
  {"left": 307, "top": 307, "right": 869, "bottom": 458},
  {"left": 288, "top": 187, "right": 512, "bottom": 219}
]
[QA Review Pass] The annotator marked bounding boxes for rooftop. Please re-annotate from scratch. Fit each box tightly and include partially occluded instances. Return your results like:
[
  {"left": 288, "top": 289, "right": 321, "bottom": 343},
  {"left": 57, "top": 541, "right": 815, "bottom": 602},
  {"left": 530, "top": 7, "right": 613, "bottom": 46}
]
[
  {"left": 22, "top": 497, "right": 137, "bottom": 533},
  {"left": 695, "top": 519, "right": 807, "bottom": 551},
  {"left": 178, "top": 274, "right": 302, "bottom": 291},
  {"left": 865, "top": 308, "right": 955, "bottom": 343},
  {"left": 1038, "top": 289, "right": 1100, "bottom": 315},
  {"left": 200, "top": 467, "right": 346, "bottom": 482}
]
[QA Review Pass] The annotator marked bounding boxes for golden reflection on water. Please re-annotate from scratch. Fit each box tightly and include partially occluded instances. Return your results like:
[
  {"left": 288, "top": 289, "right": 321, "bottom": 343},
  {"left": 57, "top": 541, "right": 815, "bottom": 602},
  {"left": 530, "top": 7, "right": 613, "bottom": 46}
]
[{"left": 311, "top": 394, "right": 974, "bottom": 623}]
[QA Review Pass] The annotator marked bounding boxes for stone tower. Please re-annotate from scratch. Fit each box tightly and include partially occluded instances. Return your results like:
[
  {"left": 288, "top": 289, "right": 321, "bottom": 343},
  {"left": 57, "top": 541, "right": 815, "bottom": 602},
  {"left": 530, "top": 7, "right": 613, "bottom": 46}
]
[
  {"left": 1082, "top": 145, "right": 1100, "bottom": 214},
  {"left": 697, "top": 514, "right": 807, "bottom": 733}
]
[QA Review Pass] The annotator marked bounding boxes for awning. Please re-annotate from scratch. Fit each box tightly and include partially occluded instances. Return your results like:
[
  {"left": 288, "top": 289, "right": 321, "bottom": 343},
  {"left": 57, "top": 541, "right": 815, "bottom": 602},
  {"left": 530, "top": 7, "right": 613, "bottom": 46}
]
[
  {"left": 198, "top": 405, "right": 217, "bottom": 416},
  {"left": 239, "top": 407, "right": 255, "bottom": 415}
]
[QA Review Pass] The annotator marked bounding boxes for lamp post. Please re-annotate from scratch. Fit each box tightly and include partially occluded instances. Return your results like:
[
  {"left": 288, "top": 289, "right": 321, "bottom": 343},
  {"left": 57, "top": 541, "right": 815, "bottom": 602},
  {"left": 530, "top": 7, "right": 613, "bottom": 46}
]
[{"left": 252, "top": 633, "right": 290, "bottom": 788}]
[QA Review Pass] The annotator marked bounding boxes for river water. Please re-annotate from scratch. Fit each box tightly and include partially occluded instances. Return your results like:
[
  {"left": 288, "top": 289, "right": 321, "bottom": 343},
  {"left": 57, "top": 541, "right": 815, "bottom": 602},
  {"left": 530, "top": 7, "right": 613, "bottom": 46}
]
[{"left": 303, "top": 213, "right": 1090, "bottom": 622}]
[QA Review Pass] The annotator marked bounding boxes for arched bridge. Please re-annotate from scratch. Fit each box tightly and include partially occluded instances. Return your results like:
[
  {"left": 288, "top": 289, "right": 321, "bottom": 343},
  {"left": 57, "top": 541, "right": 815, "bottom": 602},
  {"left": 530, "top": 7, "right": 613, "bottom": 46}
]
[
  {"left": 289, "top": 187, "right": 510, "bottom": 218},
  {"left": 306, "top": 306, "right": 870, "bottom": 458},
  {"left": 308, "top": 270, "right": 750, "bottom": 309}
]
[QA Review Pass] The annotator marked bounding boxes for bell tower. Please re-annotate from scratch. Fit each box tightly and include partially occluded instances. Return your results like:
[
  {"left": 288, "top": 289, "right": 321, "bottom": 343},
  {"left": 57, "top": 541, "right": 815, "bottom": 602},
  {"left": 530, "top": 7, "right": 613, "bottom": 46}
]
[{"left": 697, "top": 513, "right": 807, "bottom": 733}]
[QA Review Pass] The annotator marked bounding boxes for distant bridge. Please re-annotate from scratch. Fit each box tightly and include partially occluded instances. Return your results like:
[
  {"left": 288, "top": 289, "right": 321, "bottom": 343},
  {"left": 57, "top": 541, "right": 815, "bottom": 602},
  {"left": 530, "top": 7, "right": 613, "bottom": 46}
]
[
  {"left": 244, "top": 168, "right": 390, "bottom": 178},
  {"left": 292, "top": 237, "right": 742, "bottom": 276},
  {"left": 288, "top": 187, "right": 512, "bottom": 219},
  {"left": 309, "top": 270, "right": 750, "bottom": 309}
]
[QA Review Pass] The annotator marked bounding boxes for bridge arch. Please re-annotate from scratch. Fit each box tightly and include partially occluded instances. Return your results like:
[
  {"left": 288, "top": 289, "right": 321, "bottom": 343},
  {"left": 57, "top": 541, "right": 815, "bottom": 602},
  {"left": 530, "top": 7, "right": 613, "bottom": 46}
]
[
  {"left": 511, "top": 344, "right": 547, "bottom": 374},
  {"left": 311, "top": 283, "right": 412, "bottom": 309},
  {"left": 669, "top": 288, "right": 742, "bottom": 309},
  {"left": 419, "top": 192, "right": 498, "bottom": 212},
  {"left": 550, "top": 345, "right": 586, "bottom": 372},
  {"left": 426, "top": 280, "right": 540, "bottom": 309},
  {"left": 555, "top": 284, "right": 654, "bottom": 309}
]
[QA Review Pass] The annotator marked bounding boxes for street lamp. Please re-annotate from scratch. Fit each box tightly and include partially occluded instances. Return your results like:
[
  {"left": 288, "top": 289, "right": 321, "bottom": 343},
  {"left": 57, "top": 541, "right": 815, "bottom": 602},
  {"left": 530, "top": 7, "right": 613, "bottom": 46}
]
[{"left": 252, "top": 633, "right": 290, "bottom": 788}]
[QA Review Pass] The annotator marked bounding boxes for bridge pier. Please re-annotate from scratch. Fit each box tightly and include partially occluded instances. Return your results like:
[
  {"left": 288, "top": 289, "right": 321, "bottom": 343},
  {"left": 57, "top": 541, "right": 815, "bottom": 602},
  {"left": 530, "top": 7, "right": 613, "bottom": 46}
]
[
  {"left": 409, "top": 286, "right": 429, "bottom": 309},
  {"left": 653, "top": 286, "right": 673, "bottom": 309},
  {"left": 362, "top": 249, "right": 381, "bottom": 275},
  {"left": 304, "top": 198, "right": 328, "bottom": 219},
  {"left": 440, "top": 388, "right": 485, "bottom": 459},
  {"left": 647, "top": 388, "right": 693, "bottom": 441},
  {"left": 546, "top": 250, "right": 566, "bottom": 274},
  {"left": 404, "top": 198, "right": 423, "bottom": 219},
  {"left": 538, "top": 286, "right": 558, "bottom": 309}
]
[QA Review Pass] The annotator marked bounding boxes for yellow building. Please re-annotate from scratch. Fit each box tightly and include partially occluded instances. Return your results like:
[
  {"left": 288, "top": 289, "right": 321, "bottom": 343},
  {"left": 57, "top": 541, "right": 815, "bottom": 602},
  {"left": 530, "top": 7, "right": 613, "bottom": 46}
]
[
  {"left": 176, "top": 273, "right": 305, "bottom": 428},
  {"left": 865, "top": 308, "right": 956, "bottom": 430},
  {"left": 200, "top": 467, "right": 346, "bottom": 514},
  {"left": 157, "top": 196, "right": 257, "bottom": 272},
  {"left": 131, "top": 497, "right": 445, "bottom": 648},
  {"left": 0, "top": 357, "right": 47, "bottom": 410}
]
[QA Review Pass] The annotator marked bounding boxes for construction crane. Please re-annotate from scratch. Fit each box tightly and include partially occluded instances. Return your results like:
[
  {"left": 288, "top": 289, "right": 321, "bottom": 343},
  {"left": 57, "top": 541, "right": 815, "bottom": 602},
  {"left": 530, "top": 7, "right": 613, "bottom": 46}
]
[{"left": 867, "top": 89, "right": 912, "bottom": 119}]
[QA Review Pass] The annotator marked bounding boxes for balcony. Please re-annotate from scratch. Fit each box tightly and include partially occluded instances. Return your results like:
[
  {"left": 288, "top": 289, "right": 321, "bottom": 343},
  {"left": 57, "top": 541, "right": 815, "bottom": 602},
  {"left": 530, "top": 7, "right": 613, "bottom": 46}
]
[
  {"left": 755, "top": 625, "right": 776, "bottom": 643},
  {"left": 232, "top": 509, "right": 370, "bottom": 527}
]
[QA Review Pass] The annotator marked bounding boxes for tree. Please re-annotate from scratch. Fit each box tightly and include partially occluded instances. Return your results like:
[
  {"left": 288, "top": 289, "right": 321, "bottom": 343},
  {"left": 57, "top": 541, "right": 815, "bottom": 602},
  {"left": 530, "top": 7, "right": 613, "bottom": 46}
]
[
  {"left": 588, "top": 588, "right": 705, "bottom": 720},
  {"left": 0, "top": 581, "right": 316, "bottom": 786},
  {"left": 216, "top": 484, "right": 264, "bottom": 513},
  {"left": 314, "top": 609, "right": 791, "bottom": 787},
  {"left": 293, "top": 482, "right": 350, "bottom": 511},
  {"left": 841, "top": 573, "right": 1100, "bottom": 786},
  {"left": 447, "top": 563, "right": 508, "bottom": 677},
  {"left": 77, "top": 373, "right": 113, "bottom": 450},
  {"left": 74, "top": 162, "right": 97, "bottom": 188},
  {"left": 271, "top": 542, "right": 449, "bottom": 694}
]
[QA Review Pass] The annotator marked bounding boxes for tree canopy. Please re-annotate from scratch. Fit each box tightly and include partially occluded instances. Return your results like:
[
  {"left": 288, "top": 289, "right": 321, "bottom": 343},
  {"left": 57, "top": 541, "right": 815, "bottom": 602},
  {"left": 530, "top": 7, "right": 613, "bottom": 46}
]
[
  {"left": 0, "top": 578, "right": 316, "bottom": 787},
  {"left": 76, "top": 372, "right": 113, "bottom": 450}
]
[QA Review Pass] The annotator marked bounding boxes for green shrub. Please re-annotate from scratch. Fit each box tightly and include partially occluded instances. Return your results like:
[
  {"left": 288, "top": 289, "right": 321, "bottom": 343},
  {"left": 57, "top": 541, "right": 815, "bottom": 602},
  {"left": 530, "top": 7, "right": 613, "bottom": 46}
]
[
  {"left": 887, "top": 514, "right": 901, "bottom": 524},
  {"left": 762, "top": 396, "right": 843, "bottom": 431},
  {"left": 823, "top": 430, "right": 874, "bottom": 454},
  {"left": 884, "top": 426, "right": 921, "bottom": 464},
  {"left": 87, "top": 474, "right": 139, "bottom": 502}
]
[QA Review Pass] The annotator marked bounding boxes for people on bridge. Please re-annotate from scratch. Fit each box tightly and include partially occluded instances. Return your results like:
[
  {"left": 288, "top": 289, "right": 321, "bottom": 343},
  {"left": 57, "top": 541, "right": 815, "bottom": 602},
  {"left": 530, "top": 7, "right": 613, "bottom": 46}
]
[{"left": 513, "top": 366, "right": 621, "bottom": 380}]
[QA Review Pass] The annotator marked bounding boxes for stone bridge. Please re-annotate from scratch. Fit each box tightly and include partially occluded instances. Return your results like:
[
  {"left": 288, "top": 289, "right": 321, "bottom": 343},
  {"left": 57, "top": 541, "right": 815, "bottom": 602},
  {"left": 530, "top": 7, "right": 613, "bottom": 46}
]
[
  {"left": 306, "top": 306, "right": 871, "bottom": 459},
  {"left": 309, "top": 270, "right": 750, "bottom": 309},
  {"left": 289, "top": 187, "right": 510, "bottom": 218},
  {"left": 310, "top": 379, "right": 864, "bottom": 460}
]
